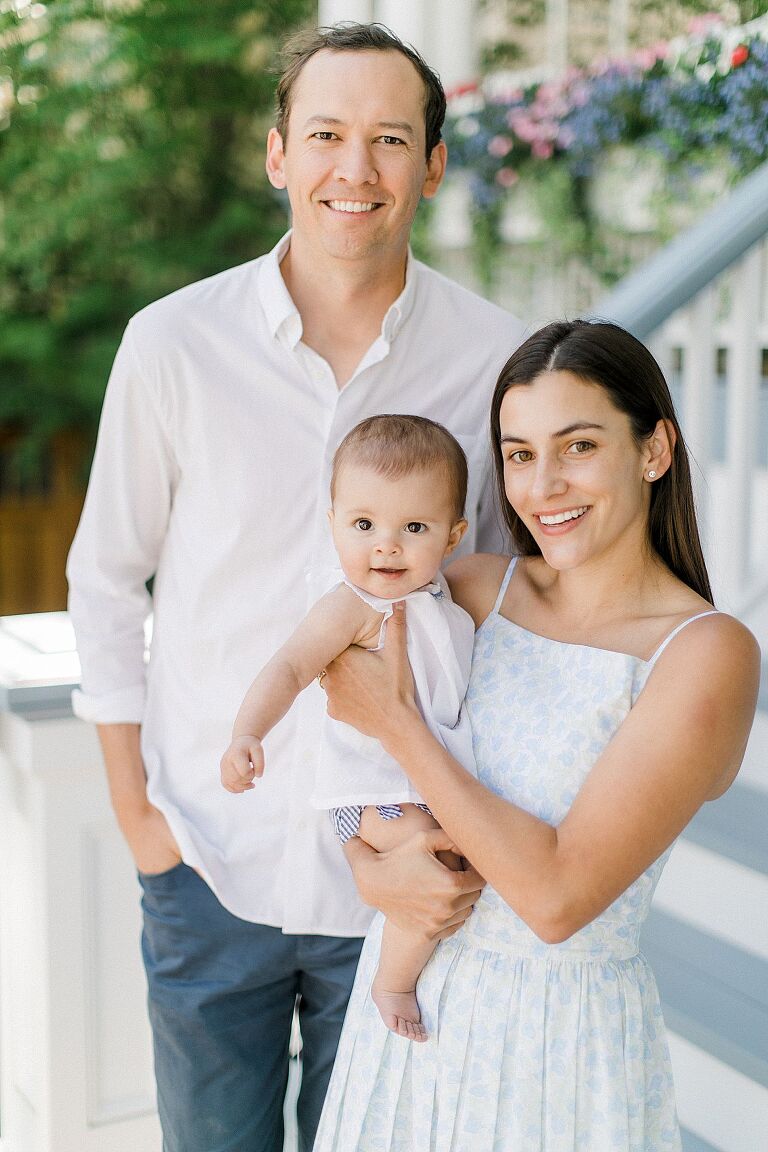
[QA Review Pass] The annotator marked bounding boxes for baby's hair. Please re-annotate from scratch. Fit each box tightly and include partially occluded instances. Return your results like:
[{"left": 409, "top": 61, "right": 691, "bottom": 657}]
[{"left": 331, "top": 415, "right": 468, "bottom": 521}]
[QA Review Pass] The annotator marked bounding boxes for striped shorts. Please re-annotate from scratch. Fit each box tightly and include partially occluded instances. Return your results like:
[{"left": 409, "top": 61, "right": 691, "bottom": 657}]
[{"left": 331, "top": 803, "right": 432, "bottom": 844}]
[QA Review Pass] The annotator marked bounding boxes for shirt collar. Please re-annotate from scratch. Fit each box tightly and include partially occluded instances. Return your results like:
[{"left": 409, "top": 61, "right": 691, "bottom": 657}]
[
  {"left": 258, "top": 230, "right": 419, "bottom": 351},
  {"left": 380, "top": 248, "right": 418, "bottom": 345},
  {"left": 258, "top": 231, "right": 302, "bottom": 349}
]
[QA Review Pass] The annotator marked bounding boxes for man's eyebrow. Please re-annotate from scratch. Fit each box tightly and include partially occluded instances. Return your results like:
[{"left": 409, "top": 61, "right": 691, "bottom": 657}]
[
  {"left": 302, "top": 116, "right": 416, "bottom": 140},
  {"left": 303, "top": 116, "right": 344, "bottom": 129},
  {"left": 376, "top": 120, "right": 416, "bottom": 139},
  {"left": 500, "top": 422, "right": 605, "bottom": 444}
]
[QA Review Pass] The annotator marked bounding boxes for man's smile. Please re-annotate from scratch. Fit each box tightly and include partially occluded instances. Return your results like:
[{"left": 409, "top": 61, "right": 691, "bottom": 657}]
[{"left": 325, "top": 199, "right": 379, "bottom": 213}]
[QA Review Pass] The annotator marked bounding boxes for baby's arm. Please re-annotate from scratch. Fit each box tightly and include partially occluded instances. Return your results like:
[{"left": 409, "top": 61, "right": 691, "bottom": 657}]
[{"left": 221, "top": 584, "right": 382, "bottom": 792}]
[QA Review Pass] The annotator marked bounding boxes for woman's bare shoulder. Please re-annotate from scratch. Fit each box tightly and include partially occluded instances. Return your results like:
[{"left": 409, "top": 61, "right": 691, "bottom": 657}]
[
  {"left": 445, "top": 553, "right": 513, "bottom": 628},
  {"left": 655, "top": 609, "right": 760, "bottom": 672}
]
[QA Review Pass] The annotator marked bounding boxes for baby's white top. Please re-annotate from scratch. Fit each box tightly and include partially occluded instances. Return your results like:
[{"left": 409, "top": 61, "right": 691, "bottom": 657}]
[{"left": 311, "top": 569, "right": 477, "bottom": 810}]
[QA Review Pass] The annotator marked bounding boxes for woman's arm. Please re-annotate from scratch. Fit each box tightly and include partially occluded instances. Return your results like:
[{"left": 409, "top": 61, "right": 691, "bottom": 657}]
[{"left": 324, "top": 603, "right": 760, "bottom": 943}]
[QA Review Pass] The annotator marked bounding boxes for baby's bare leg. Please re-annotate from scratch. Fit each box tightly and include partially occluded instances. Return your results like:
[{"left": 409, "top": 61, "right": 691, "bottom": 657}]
[{"left": 352, "top": 804, "right": 463, "bottom": 1042}]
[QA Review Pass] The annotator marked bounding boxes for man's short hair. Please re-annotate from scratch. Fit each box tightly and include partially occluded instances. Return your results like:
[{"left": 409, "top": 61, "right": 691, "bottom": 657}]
[
  {"left": 331, "top": 414, "right": 468, "bottom": 521},
  {"left": 275, "top": 22, "right": 446, "bottom": 160}
]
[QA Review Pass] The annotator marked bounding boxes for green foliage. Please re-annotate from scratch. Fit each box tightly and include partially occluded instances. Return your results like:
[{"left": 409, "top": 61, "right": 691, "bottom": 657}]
[{"left": 0, "top": 0, "right": 313, "bottom": 445}]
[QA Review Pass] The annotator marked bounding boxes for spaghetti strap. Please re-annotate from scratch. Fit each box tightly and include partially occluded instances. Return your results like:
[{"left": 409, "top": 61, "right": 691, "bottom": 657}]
[
  {"left": 492, "top": 558, "right": 517, "bottom": 615},
  {"left": 647, "top": 609, "right": 720, "bottom": 666}
]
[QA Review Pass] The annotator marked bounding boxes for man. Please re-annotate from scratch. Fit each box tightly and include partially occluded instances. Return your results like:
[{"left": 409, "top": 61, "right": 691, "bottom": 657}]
[{"left": 67, "top": 22, "right": 526, "bottom": 1152}]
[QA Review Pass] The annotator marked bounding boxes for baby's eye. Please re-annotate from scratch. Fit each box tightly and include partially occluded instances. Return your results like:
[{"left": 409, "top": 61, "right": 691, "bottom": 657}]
[
  {"left": 507, "top": 449, "right": 533, "bottom": 464},
  {"left": 355, "top": 518, "right": 373, "bottom": 531},
  {"left": 405, "top": 522, "right": 427, "bottom": 534}
]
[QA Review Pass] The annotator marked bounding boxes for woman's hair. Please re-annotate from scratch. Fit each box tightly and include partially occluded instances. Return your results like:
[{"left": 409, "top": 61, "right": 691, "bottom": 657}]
[
  {"left": 275, "top": 23, "right": 446, "bottom": 160},
  {"left": 331, "top": 414, "right": 468, "bottom": 521},
  {"left": 490, "top": 319, "right": 713, "bottom": 602}
]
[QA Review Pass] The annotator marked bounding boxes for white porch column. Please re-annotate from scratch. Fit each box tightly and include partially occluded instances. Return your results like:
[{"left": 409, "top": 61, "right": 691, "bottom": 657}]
[
  {"left": 318, "top": 2, "right": 479, "bottom": 94},
  {"left": 608, "top": 0, "right": 630, "bottom": 58},
  {"left": 317, "top": 0, "right": 374, "bottom": 25},
  {"left": 429, "top": 0, "right": 478, "bottom": 90},
  {"left": 0, "top": 617, "right": 160, "bottom": 1152},
  {"left": 546, "top": 0, "right": 569, "bottom": 74},
  {"left": 375, "top": 0, "right": 427, "bottom": 52}
]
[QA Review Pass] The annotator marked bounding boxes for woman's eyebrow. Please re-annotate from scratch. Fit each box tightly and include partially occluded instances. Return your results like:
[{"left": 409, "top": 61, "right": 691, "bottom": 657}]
[{"left": 500, "top": 422, "right": 605, "bottom": 444}]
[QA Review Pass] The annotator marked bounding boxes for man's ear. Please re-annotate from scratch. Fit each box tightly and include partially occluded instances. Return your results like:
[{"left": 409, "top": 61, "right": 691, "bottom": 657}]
[
  {"left": 421, "top": 140, "right": 447, "bottom": 200},
  {"left": 266, "top": 127, "right": 287, "bottom": 190}
]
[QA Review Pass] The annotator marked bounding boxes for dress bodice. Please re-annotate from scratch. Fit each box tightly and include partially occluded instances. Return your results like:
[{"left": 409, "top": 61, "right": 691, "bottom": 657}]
[{"left": 463, "top": 606, "right": 671, "bottom": 961}]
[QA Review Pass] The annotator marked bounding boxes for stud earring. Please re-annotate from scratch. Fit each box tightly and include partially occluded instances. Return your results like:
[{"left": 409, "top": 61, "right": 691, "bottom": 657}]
[{"left": 647, "top": 470, "right": 657, "bottom": 480}]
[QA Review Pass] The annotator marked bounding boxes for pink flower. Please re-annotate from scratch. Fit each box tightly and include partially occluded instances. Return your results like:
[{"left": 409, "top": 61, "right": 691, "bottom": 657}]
[
  {"left": 488, "top": 134, "right": 513, "bottom": 158},
  {"left": 495, "top": 167, "right": 519, "bottom": 188},
  {"left": 731, "top": 44, "right": 749, "bottom": 68},
  {"left": 687, "top": 13, "right": 724, "bottom": 38},
  {"left": 633, "top": 47, "right": 662, "bottom": 71},
  {"left": 507, "top": 111, "right": 538, "bottom": 143},
  {"left": 446, "top": 81, "right": 479, "bottom": 100},
  {"left": 531, "top": 139, "right": 554, "bottom": 160}
]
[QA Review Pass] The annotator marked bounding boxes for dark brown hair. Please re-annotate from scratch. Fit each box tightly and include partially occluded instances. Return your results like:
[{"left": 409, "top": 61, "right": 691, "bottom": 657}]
[
  {"left": 490, "top": 319, "right": 713, "bottom": 602},
  {"left": 275, "top": 22, "right": 446, "bottom": 159},
  {"left": 331, "top": 414, "right": 468, "bottom": 521}
]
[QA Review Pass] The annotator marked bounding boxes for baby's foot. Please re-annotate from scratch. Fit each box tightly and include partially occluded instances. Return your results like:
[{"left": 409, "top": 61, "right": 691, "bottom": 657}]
[{"left": 371, "top": 980, "right": 427, "bottom": 1042}]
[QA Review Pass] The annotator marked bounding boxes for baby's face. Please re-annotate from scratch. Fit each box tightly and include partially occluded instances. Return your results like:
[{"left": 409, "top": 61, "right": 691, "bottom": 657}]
[{"left": 329, "top": 463, "right": 467, "bottom": 598}]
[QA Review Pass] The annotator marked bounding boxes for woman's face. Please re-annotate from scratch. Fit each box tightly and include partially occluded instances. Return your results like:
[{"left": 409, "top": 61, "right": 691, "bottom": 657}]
[{"left": 499, "top": 370, "right": 656, "bottom": 572}]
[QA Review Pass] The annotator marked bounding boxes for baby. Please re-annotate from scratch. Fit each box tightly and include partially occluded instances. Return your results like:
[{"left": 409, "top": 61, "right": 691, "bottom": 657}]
[{"left": 221, "top": 414, "right": 477, "bottom": 1042}]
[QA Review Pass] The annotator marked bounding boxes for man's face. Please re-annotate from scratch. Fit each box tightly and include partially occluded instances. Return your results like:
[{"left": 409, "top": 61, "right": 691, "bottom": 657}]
[{"left": 266, "top": 49, "right": 446, "bottom": 266}]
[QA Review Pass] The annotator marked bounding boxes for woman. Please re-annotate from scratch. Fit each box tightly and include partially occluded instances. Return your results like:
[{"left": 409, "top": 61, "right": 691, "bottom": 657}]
[{"left": 313, "top": 321, "right": 760, "bottom": 1152}]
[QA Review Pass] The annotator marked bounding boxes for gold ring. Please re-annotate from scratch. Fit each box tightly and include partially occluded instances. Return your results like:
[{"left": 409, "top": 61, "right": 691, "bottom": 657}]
[{"left": 317, "top": 669, "right": 327, "bottom": 687}]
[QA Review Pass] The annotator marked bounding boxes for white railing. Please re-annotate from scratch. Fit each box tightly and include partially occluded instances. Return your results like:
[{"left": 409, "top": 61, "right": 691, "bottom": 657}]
[
  {"left": 647, "top": 240, "right": 768, "bottom": 616},
  {"left": 594, "top": 161, "right": 768, "bottom": 620}
]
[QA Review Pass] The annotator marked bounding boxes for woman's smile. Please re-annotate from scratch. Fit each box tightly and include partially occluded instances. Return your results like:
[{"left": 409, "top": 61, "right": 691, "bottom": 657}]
[{"left": 535, "top": 505, "right": 590, "bottom": 531}]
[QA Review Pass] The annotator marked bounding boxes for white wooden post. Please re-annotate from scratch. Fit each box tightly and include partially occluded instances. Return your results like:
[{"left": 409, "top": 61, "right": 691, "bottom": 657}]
[
  {"left": 608, "top": 0, "right": 630, "bottom": 58},
  {"left": 546, "top": 0, "right": 569, "bottom": 74},
  {"left": 725, "top": 246, "right": 763, "bottom": 601},
  {"left": 0, "top": 646, "right": 160, "bottom": 1152},
  {"left": 681, "top": 288, "right": 718, "bottom": 549},
  {"left": 318, "top": 0, "right": 374, "bottom": 25}
]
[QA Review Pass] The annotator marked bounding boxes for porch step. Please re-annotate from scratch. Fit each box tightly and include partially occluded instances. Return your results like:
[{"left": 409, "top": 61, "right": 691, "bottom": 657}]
[
  {"left": 682, "top": 779, "right": 768, "bottom": 875},
  {"left": 733, "top": 686, "right": 767, "bottom": 795},
  {"left": 759, "top": 662, "right": 768, "bottom": 713},
  {"left": 681, "top": 1130, "right": 723, "bottom": 1152},
  {"left": 653, "top": 837, "right": 768, "bottom": 960},
  {"left": 642, "top": 909, "right": 768, "bottom": 1151},
  {"left": 642, "top": 909, "right": 768, "bottom": 1088}
]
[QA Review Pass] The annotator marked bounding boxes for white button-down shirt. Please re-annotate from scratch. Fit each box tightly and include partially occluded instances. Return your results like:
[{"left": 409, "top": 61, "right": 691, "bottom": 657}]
[{"left": 67, "top": 233, "right": 526, "bottom": 935}]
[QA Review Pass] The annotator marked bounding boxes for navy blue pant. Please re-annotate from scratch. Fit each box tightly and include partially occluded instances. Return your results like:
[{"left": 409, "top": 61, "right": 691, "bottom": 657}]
[{"left": 139, "top": 863, "right": 364, "bottom": 1152}]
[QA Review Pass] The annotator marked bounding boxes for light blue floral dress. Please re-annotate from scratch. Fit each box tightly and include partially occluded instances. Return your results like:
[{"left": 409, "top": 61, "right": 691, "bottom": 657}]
[{"left": 314, "top": 560, "right": 709, "bottom": 1152}]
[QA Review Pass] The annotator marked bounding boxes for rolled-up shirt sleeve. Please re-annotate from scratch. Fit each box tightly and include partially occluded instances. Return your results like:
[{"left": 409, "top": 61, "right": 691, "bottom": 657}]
[{"left": 67, "top": 320, "right": 178, "bottom": 724}]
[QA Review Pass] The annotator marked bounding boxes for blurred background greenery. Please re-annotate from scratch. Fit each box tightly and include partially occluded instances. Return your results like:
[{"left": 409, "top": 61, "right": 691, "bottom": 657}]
[{"left": 0, "top": 0, "right": 313, "bottom": 466}]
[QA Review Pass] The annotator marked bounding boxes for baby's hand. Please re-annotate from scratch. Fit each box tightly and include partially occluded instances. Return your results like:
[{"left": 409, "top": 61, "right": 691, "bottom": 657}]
[{"left": 220, "top": 735, "right": 265, "bottom": 793}]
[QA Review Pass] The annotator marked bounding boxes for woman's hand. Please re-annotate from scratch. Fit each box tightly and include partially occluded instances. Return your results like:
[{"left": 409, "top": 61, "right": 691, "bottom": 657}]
[
  {"left": 323, "top": 601, "right": 420, "bottom": 744},
  {"left": 345, "top": 831, "right": 484, "bottom": 939}
]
